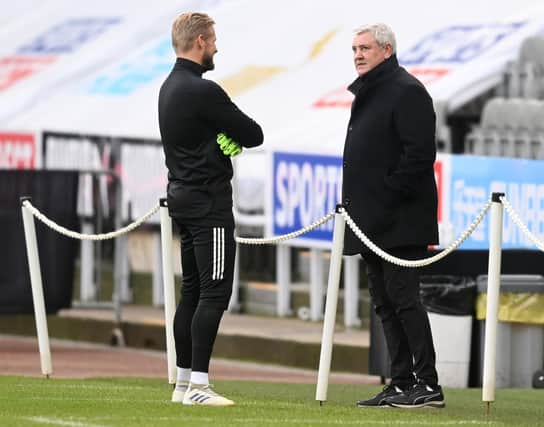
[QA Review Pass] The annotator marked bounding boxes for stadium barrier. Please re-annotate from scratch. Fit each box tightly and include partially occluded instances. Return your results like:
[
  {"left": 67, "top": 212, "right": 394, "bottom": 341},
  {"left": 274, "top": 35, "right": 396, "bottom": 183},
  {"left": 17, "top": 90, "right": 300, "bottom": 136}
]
[
  {"left": 19, "top": 192, "right": 544, "bottom": 408},
  {"left": 20, "top": 196, "right": 160, "bottom": 377},
  {"left": 314, "top": 194, "right": 492, "bottom": 404}
]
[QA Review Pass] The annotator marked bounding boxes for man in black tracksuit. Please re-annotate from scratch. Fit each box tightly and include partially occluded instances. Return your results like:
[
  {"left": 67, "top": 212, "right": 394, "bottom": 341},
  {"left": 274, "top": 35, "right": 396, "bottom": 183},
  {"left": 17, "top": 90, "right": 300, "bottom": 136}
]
[
  {"left": 342, "top": 24, "right": 444, "bottom": 408},
  {"left": 158, "top": 12, "right": 263, "bottom": 406}
]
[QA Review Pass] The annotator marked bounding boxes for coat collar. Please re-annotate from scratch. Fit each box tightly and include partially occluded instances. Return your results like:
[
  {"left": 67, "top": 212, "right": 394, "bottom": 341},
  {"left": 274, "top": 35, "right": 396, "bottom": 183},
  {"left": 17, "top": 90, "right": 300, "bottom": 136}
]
[
  {"left": 174, "top": 57, "right": 206, "bottom": 76},
  {"left": 348, "top": 54, "right": 399, "bottom": 95}
]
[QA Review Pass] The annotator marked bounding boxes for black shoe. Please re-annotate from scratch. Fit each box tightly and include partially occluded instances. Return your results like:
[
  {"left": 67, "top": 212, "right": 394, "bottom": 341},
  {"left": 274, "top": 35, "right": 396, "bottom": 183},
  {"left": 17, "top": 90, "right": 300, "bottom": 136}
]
[
  {"left": 356, "top": 384, "right": 404, "bottom": 407},
  {"left": 387, "top": 383, "right": 445, "bottom": 408}
]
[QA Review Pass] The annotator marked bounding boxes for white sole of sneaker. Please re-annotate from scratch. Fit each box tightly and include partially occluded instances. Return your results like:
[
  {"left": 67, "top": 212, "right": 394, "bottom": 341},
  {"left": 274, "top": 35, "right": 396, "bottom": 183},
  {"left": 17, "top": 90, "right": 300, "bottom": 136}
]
[
  {"left": 389, "top": 401, "right": 445, "bottom": 409},
  {"left": 183, "top": 399, "right": 235, "bottom": 407},
  {"left": 357, "top": 405, "right": 394, "bottom": 408},
  {"left": 171, "top": 389, "right": 185, "bottom": 403}
]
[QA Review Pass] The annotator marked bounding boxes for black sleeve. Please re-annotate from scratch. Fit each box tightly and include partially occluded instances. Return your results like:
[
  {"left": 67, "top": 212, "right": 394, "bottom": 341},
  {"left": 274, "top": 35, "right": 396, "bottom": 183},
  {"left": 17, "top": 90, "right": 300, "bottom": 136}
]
[
  {"left": 387, "top": 83, "right": 437, "bottom": 196},
  {"left": 199, "top": 80, "right": 264, "bottom": 148}
]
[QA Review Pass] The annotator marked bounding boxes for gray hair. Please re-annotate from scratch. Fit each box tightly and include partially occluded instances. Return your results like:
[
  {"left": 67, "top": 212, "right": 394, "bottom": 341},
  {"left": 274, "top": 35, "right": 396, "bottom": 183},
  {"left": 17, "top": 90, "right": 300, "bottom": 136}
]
[{"left": 354, "top": 23, "right": 396, "bottom": 54}]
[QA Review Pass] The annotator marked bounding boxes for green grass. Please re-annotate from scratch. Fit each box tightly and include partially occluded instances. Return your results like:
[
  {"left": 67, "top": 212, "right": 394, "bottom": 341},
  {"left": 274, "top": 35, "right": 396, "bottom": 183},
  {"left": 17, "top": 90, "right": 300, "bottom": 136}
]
[{"left": 1, "top": 376, "right": 543, "bottom": 426}]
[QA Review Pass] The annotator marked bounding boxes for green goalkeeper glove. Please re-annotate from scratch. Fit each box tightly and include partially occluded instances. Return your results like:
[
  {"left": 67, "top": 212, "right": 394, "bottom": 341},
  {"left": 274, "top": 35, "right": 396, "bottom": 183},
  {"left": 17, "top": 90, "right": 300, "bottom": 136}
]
[
  {"left": 223, "top": 141, "right": 242, "bottom": 156},
  {"left": 217, "top": 133, "right": 242, "bottom": 157}
]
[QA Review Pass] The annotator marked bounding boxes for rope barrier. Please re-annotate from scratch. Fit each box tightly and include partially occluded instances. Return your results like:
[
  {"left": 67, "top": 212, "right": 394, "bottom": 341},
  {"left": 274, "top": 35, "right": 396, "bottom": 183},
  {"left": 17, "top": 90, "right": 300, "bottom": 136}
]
[
  {"left": 22, "top": 200, "right": 160, "bottom": 241},
  {"left": 25, "top": 192, "right": 544, "bottom": 271},
  {"left": 339, "top": 200, "right": 493, "bottom": 268},
  {"left": 22, "top": 194, "right": 495, "bottom": 264},
  {"left": 235, "top": 212, "right": 336, "bottom": 245},
  {"left": 25, "top": 197, "right": 520, "bottom": 267},
  {"left": 22, "top": 198, "right": 335, "bottom": 245},
  {"left": 500, "top": 195, "right": 544, "bottom": 252}
]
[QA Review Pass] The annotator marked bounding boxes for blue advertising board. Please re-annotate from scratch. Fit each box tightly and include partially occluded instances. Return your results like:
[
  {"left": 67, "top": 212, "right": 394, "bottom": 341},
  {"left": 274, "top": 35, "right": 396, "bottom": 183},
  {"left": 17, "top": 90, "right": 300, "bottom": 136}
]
[
  {"left": 269, "top": 151, "right": 342, "bottom": 248},
  {"left": 450, "top": 155, "right": 544, "bottom": 249},
  {"left": 268, "top": 150, "right": 544, "bottom": 251}
]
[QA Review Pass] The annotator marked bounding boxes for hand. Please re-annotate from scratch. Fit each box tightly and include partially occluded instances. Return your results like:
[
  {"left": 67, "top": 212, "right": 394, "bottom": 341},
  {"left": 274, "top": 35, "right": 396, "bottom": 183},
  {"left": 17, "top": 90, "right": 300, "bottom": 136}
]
[
  {"left": 217, "top": 133, "right": 243, "bottom": 157},
  {"left": 223, "top": 141, "right": 242, "bottom": 156},
  {"left": 217, "top": 132, "right": 230, "bottom": 150}
]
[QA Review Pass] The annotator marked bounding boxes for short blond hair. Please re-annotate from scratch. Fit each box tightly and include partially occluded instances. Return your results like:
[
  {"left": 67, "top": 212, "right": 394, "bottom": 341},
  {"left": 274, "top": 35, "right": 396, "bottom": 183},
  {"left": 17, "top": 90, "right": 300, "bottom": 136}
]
[{"left": 172, "top": 12, "right": 215, "bottom": 54}]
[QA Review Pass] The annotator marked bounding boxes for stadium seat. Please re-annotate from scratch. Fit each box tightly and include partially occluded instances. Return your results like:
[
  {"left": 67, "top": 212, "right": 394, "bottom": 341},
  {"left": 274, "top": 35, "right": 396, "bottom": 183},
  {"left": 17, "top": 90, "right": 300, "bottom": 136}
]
[
  {"left": 480, "top": 97, "right": 506, "bottom": 129},
  {"left": 468, "top": 97, "right": 544, "bottom": 159},
  {"left": 531, "top": 137, "right": 544, "bottom": 159},
  {"left": 509, "top": 36, "right": 544, "bottom": 98},
  {"left": 519, "top": 36, "right": 544, "bottom": 74}
]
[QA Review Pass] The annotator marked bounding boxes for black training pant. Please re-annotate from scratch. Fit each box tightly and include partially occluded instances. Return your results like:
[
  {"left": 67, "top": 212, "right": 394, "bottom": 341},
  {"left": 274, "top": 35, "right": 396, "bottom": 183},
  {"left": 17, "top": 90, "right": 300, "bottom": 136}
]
[
  {"left": 172, "top": 219, "right": 235, "bottom": 372},
  {"left": 362, "top": 246, "right": 438, "bottom": 387}
]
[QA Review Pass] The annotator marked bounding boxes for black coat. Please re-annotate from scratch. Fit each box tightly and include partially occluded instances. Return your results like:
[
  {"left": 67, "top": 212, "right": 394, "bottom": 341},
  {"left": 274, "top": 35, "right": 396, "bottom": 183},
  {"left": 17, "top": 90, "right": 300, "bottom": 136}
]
[{"left": 342, "top": 55, "right": 439, "bottom": 255}]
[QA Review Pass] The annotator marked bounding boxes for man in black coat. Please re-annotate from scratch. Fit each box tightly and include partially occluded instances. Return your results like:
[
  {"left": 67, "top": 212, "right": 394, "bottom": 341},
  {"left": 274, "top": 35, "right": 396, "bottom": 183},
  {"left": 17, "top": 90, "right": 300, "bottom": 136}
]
[
  {"left": 158, "top": 12, "right": 263, "bottom": 406},
  {"left": 342, "top": 23, "right": 444, "bottom": 408}
]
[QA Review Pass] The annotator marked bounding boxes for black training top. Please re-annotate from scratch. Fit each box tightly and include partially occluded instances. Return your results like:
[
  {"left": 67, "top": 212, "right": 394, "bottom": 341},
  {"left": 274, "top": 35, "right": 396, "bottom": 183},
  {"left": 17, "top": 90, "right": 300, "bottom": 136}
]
[{"left": 158, "top": 58, "right": 263, "bottom": 220}]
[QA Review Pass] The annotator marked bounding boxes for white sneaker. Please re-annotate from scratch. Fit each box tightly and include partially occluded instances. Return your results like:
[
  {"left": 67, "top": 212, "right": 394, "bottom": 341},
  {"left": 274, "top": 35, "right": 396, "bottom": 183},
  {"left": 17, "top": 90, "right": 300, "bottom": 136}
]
[
  {"left": 171, "top": 382, "right": 189, "bottom": 403},
  {"left": 182, "top": 383, "right": 235, "bottom": 406}
]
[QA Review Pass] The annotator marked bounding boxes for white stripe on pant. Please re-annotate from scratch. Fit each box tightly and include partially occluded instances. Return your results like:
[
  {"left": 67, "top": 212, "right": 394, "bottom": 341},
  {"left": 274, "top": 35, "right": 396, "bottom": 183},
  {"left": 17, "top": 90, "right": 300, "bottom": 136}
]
[
  {"left": 220, "top": 228, "right": 225, "bottom": 280},
  {"left": 213, "top": 227, "right": 224, "bottom": 280}
]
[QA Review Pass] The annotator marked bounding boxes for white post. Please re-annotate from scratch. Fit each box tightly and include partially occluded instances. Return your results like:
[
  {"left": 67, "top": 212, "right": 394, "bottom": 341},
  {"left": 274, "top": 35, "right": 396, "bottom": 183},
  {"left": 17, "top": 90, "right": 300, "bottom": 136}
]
[
  {"left": 276, "top": 244, "right": 291, "bottom": 317},
  {"left": 482, "top": 193, "right": 504, "bottom": 404},
  {"left": 118, "top": 234, "right": 131, "bottom": 303},
  {"left": 112, "top": 179, "right": 126, "bottom": 335},
  {"left": 153, "top": 231, "right": 164, "bottom": 306},
  {"left": 228, "top": 242, "right": 241, "bottom": 312},
  {"left": 112, "top": 241, "right": 125, "bottom": 334},
  {"left": 79, "top": 174, "right": 95, "bottom": 302},
  {"left": 80, "top": 222, "right": 95, "bottom": 301},
  {"left": 343, "top": 256, "right": 361, "bottom": 328},
  {"left": 159, "top": 199, "right": 177, "bottom": 384},
  {"left": 316, "top": 209, "right": 345, "bottom": 403},
  {"left": 309, "top": 249, "right": 324, "bottom": 321},
  {"left": 20, "top": 198, "right": 52, "bottom": 378}
]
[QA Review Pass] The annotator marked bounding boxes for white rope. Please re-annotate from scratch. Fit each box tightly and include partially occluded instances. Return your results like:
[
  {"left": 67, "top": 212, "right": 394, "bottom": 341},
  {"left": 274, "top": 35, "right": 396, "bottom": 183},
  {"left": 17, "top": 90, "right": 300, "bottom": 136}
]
[
  {"left": 22, "top": 195, "right": 496, "bottom": 261},
  {"left": 339, "top": 200, "right": 492, "bottom": 267},
  {"left": 500, "top": 195, "right": 544, "bottom": 252},
  {"left": 235, "top": 211, "right": 335, "bottom": 245},
  {"left": 22, "top": 200, "right": 160, "bottom": 241}
]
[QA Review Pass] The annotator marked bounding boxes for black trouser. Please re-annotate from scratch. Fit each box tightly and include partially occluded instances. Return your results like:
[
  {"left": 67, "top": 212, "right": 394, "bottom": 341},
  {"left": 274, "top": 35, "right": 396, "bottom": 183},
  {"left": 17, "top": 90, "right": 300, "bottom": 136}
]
[
  {"left": 362, "top": 246, "right": 438, "bottom": 387},
  {"left": 172, "top": 219, "right": 235, "bottom": 373}
]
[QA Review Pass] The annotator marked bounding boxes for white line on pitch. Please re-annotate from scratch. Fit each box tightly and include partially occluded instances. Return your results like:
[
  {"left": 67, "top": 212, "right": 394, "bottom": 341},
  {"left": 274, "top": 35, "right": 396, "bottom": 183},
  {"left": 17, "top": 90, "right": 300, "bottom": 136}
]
[
  {"left": 23, "top": 397, "right": 157, "bottom": 403},
  {"left": 85, "top": 415, "right": 502, "bottom": 426},
  {"left": 24, "top": 416, "right": 107, "bottom": 427},
  {"left": 163, "top": 417, "right": 502, "bottom": 426}
]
